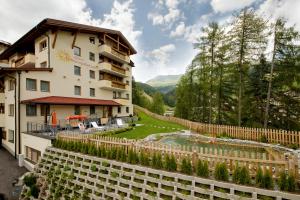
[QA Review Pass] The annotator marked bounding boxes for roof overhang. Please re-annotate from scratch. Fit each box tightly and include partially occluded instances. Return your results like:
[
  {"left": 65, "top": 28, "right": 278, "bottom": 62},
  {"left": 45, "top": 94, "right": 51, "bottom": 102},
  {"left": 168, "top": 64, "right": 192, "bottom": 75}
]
[
  {"left": 0, "top": 67, "right": 53, "bottom": 73},
  {"left": 21, "top": 96, "right": 121, "bottom": 106},
  {"left": 0, "top": 18, "right": 137, "bottom": 60}
]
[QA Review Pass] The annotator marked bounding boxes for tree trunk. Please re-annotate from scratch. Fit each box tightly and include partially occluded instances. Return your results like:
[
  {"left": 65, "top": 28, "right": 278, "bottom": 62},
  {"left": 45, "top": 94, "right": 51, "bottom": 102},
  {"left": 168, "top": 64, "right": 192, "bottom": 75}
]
[
  {"left": 217, "top": 65, "right": 224, "bottom": 124},
  {"left": 264, "top": 22, "right": 277, "bottom": 128},
  {"left": 237, "top": 9, "right": 246, "bottom": 127}
]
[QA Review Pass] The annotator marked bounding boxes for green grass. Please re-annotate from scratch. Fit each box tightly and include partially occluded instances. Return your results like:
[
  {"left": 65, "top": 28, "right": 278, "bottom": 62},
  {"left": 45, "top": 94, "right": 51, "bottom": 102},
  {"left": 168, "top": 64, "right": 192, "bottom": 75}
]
[{"left": 113, "top": 111, "right": 185, "bottom": 139}]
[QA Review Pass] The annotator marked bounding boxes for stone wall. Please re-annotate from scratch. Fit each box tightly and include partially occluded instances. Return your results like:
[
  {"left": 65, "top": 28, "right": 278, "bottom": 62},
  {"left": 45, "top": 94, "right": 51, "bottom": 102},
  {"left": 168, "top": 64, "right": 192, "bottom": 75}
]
[{"left": 31, "top": 147, "right": 300, "bottom": 200}]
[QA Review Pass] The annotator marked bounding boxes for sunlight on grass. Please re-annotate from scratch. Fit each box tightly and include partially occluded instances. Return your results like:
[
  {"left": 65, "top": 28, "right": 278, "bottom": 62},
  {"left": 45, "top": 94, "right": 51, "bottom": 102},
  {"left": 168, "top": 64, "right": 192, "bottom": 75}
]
[{"left": 114, "top": 111, "right": 185, "bottom": 139}]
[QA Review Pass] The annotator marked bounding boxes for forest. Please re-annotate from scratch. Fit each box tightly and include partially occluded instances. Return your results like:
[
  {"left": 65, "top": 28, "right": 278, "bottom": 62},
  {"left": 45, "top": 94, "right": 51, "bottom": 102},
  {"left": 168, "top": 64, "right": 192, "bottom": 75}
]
[{"left": 175, "top": 8, "right": 300, "bottom": 130}]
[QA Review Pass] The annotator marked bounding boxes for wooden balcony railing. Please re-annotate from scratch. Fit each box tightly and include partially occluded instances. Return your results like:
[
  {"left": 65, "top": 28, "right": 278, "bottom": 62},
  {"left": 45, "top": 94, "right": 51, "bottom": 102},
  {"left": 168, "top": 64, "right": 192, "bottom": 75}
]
[
  {"left": 111, "top": 81, "right": 126, "bottom": 89},
  {"left": 15, "top": 57, "right": 25, "bottom": 67},
  {"left": 111, "top": 64, "right": 126, "bottom": 75}
]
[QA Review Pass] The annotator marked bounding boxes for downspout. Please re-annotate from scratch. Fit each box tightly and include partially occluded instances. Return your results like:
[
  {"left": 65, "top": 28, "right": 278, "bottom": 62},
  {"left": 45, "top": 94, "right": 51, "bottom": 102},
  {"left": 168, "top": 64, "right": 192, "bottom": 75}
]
[
  {"left": 14, "top": 75, "right": 17, "bottom": 159},
  {"left": 18, "top": 72, "right": 21, "bottom": 155}
]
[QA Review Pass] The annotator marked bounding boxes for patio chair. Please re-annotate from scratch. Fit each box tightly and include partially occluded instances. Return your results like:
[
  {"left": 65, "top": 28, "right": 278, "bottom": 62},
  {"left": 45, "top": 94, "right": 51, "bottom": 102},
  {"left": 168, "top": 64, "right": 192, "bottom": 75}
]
[
  {"left": 90, "top": 122, "right": 106, "bottom": 131},
  {"left": 116, "top": 118, "right": 128, "bottom": 128},
  {"left": 78, "top": 123, "right": 91, "bottom": 133}
]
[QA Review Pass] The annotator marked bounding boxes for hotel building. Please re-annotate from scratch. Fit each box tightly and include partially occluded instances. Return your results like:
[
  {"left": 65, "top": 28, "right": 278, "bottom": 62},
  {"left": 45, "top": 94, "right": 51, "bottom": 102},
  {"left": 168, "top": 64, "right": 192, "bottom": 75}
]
[{"left": 0, "top": 19, "right": 136, "bottom": 170}]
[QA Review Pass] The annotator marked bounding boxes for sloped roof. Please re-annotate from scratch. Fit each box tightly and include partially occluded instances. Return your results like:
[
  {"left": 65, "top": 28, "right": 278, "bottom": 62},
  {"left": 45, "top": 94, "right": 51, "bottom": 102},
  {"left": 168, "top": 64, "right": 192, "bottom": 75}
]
[{"left": 0, "top": 18, "right": 137, "bottom": 59}]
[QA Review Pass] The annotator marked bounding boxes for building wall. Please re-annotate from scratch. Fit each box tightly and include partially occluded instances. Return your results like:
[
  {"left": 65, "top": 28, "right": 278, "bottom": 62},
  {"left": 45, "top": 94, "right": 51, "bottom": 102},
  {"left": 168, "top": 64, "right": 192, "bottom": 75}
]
[{"left": 1, "top": 28, "right": 134, "bottom": 157}]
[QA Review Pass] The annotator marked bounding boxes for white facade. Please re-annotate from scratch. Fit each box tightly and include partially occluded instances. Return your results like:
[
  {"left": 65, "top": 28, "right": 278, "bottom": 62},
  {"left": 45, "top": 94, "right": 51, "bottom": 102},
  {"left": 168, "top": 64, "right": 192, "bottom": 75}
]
[{"left": 0, "top": 19, "right": 136, "bottom": 170}]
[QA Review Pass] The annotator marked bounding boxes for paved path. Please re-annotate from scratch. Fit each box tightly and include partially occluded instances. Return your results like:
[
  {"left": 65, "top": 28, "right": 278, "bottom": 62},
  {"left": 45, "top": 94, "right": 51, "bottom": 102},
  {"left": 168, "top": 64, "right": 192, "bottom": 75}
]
[{"left": 0, "top": 148, "right": 27, "bottom": 200}]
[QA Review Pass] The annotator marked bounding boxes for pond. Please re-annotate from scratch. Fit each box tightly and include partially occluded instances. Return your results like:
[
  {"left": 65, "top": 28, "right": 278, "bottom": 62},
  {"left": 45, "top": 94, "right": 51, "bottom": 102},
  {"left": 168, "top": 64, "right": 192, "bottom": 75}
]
[{"left": 158, "top": 134, "right": 287, "bottom": 161}]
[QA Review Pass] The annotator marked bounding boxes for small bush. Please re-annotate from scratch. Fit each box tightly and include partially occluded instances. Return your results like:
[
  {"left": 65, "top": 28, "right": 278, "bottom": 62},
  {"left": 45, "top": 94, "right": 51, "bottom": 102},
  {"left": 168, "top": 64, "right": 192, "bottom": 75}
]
[
  {"left": 152, "top": 153, "right": 163, "bottom": 169},
  {"left": 263, "top": 170, "right": 273, "bottom": 189},
  {"left": 279, "top": 171, "right": 296, "bottom": 192},
  {"left": 91, "top": 165, "right": 97, "bottom": 172},
  {"left": 29, "top": 184, "right": 40, "bottom": 198},
  {"left": 181, "top": 158, "right": 192, "bottom": 175},
  {"left": 239, "top": 166, "right": 251, "bottom": 185},
  {"left": 286, "top": 174, "right": 296, "bottom": 192},
  {"left": 232, "top": 166, "right": 241, "bottom": 183},
  {"left": 24, "top": 174, "right": 37, "bottom": 187},
  {"left": 278, "top": 171, "right": 287, "bottom": 191},
  {"left": 196, "top": 160, "right": 209, "bottom": 178},
  {"left": 140, "top": 151, "right": 150, "bottom": 166},
  {"left": 255, "top": 167, "right": 264, "bottom": 187},
  {"left": 214, "top": 163, "right": 229, "bottom": 181}
]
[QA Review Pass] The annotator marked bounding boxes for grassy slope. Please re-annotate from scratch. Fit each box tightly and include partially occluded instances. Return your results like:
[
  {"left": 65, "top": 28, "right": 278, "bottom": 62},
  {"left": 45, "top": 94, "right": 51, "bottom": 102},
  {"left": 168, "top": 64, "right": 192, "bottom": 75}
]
[{"left": 114, "top": 111, "right": 185, "bottom": 139}]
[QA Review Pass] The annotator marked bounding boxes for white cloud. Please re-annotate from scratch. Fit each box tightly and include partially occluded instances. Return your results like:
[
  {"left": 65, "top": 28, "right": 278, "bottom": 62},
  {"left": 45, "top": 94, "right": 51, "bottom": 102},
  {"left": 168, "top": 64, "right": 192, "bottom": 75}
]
[
  {"left": 257, "top": 0, "right": 300, "bottom": 32},
  {"left": 148, "top": 0, "right": 183, "bottom": 27},
  {"left": 211, "top": 0, "right": 256, "bottom": 13},
  {"left": 0, "top": 0, "right": 141, "bottom": 49},
  {"left": 170, "top": 22, "right": 186, "bottom": 37}
]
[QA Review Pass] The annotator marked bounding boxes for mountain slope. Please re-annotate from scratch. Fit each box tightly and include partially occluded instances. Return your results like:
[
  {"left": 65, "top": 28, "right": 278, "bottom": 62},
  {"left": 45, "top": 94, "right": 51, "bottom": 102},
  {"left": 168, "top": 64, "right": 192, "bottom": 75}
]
[{"left": 146, "top": 74, "right": 182, "bottom": 87}]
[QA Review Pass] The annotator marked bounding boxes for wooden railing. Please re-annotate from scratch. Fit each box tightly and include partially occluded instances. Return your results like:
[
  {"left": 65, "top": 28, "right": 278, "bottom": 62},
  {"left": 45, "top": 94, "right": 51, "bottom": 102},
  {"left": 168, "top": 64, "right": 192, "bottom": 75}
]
[
  {"left": 134, "top": 105, "right": 300, "bottom": 147},
  {"left": 111, "top": 81, "right": 126, "bottom": 89},
  {"left": 57, "top": 133, "right": 299, "bottom": 180},
  {"left": 111, "top": 64, "right": 126, "bottom": 75}
]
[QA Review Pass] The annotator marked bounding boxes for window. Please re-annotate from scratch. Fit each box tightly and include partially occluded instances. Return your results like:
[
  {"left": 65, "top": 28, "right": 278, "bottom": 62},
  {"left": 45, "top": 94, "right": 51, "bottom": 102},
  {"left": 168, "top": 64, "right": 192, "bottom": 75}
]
[
  {"left": 74, "top": 105, "right": 80, "bottom": 115},
  {"left": 40, "top": 61, "right": 47, "bottom": 68},
  {"left": 99, "top": 54, "right": 104, "bottom": 63},
  {"left": 74, "top": 66, "right": 81, "bottom": 76},
  {"left": 126, "top": 107, "right": 129, "bottom": 113},
  {"left": 8, "top": 80, "right": 15, "bottom": 91},
  {"left": 8, "top": 104, "right": 14, "bottom": 116},
  {"left": 89, "top": 37, "right": 95, "bottom": 44},
  {"left": 26, "top": 105, "right": 37, "bottom": 116},
  {"left": 8, "top": 130, "right": 14, "bottom": 143},
  {"left": 89, "top": 70, "right": 95, "bottom": 79},
  {"left": 126, "top": 80, "right": 130, "bottom": 85},
  {"left": 126, "top": 94, "right": 129, "bottom": 99},
  {"left": 2, "top": 130, "right": 6, "bottom": 140},
  {"left": 39, "top": 40, "right": 47, "bottom": 52},
  {"left": 90, "top": 106, "right": 95, "bottom": 115},
  {"left": 118, "top": 92, "right": 121, "bottom": 98},
  {"left": 0, "top": 103, "right": 4, "bottom": 114},
  {"left": 26, "top": 78, "right": 37, "bottom": 91},
  {"left": 90, "top": 88, "right": 95, "bottom": 97},
  {"left": 118, "top": 106, "right": 121, "bottom": 114},
  {"left": 89, "top": 52, "right": 95, "bottom": 61},
  {"left": 73, "top": 46, "right": 81, "bottom": 56},
  {"left": 40, "top": 81, "right": 50, "bottom": 92},
  {"left": 113, "top": 91, "right": 117, "bottom": 99},
  {"left": 41, "top": 105, "right": 50, "bottom": 116},
  {"left": 74, "top": 86, "right": 81, "bottom": 96},
  {"left": 25, "top": 146, "right": 41, "bottom": 164}
]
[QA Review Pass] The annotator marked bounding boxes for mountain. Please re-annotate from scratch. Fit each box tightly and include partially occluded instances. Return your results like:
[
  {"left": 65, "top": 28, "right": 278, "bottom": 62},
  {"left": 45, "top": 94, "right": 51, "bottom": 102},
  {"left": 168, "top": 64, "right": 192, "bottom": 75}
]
[
  {"left": 136, "top": 82, "right": 176, "bottom": 107},
  {"left": 146, "top": 74, "right": 182, "bottom": 87}
]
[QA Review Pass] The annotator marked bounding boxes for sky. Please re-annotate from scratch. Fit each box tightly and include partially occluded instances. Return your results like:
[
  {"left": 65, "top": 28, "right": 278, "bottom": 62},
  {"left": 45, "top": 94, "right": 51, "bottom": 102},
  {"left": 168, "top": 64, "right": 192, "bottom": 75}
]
[{"left": 0, "top": 0, "right": 299, "bottom": 82}]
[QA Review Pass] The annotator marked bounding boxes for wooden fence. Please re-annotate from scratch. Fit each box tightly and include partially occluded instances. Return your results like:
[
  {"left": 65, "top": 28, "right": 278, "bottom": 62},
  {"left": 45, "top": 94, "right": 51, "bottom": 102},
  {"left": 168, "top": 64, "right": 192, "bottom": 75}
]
[
  {"left": 134, "top": 105, "right": 300, "bottom": 147},
  {"left": 57, "top": 133, "right": 299, "bottom": 180}
]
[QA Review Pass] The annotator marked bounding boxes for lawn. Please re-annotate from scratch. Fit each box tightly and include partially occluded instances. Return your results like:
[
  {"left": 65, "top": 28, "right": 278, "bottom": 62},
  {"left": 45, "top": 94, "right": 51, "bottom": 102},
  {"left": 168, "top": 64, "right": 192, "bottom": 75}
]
[{"left": 113, "top": 111, "right": 185, "bottom": 139}]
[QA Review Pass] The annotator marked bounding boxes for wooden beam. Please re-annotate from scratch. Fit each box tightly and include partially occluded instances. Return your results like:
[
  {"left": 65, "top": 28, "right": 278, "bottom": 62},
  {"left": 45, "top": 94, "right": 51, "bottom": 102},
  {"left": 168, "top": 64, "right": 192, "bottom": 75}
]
[
  {"left": 104, "top": 33, "right": 106, "bottom": 44},
  {"left": 72, "top": 31, "right": 78, "bottom": 49},
  {"left": 52, "top": 30, "right": 58, "bottom": 49},
  {"left": 117, "top": 35, "right": 120, "bottom": 51}
]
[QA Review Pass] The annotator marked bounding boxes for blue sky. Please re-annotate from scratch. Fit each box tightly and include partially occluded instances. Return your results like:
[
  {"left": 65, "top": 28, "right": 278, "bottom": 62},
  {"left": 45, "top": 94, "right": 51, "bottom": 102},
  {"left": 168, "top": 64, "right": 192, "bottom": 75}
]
[{"left": 0, "top": 0, "right": 299, "bottom": 82}]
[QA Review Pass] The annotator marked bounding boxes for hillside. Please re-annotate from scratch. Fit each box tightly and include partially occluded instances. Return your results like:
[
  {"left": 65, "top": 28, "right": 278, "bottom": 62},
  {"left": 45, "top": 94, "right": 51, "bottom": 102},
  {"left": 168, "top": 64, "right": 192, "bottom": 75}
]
[{"left": 146, "top": 74, "right": 182, "bottom": 87}]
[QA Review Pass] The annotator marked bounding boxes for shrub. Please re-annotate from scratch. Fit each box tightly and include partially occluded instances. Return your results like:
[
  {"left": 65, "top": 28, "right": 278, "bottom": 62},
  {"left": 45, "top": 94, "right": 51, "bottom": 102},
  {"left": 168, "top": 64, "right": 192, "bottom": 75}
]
[
  {"left": 239, "top": 166, "right": 251, "bottom": 185},
  {"left": 286, "top": 174, "right": 296, "bottom": 192},
  {"left": 165, "top": 155, "right": 177, "bottom": 171},
  {"left": 140, "top": 151, "right": 150, "bottom": 166},
  {"left": 196, "top": 160, "right": 209, "bottom": 178},
  {"left": 152, "top": 153, "right": 163, "bottom": 169},
  {"left": 91, "top": 165, "right": 97, "bottom": 172},
  {"left": 24, "top": 174, "right": 36, "bottom": 187},
  {"left": 214, "top": 163, "right": 229, "bottom": 181},
  {"left": 232, "top": 165, "right": 241, "bottom": 183},
  {"left": 128, "top": 149, "right": 139, "bottom": 164},
  {"left": 278, "top": 171, "right": 287, "bottom": 191},
  {"left": 29, "top": 184, "right": 40, "bottom": 198},
  {"left": 263, "top": 170, "right": 273, "bottom": 189},
  {"left": 255, "top": 167, "right": 264, "bottom": 187},
  {"left": 181, "top": 158, "right": 192, "bottom": 175}
]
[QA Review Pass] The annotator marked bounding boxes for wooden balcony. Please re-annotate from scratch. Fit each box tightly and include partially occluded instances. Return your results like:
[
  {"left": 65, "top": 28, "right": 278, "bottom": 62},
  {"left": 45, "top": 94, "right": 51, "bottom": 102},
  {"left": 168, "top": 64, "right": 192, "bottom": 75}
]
[
  {"left": 99, "top": 44, "right": 130, "bottom": 64},
  {"left": 99, "top": 62, "right": 129, "bottom": 77},
  {"left": 99, "top": 79, "right": 129, "bottom": 91},
  {"left": 14, "top": 53, "right": 35, "bottom": 68}
]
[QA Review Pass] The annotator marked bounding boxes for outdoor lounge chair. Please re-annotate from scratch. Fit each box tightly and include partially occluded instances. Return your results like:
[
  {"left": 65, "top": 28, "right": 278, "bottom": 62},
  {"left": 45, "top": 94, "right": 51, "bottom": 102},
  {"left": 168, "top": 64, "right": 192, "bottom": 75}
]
[
  {"left": 91, "top": 122, "right": 106, "bottom": 131},
  {"left": 78, "top": 123, "right": 91, "bottom": 133},
  {"left": 116, "top": 118, "right": 128, "bottom": 128}
]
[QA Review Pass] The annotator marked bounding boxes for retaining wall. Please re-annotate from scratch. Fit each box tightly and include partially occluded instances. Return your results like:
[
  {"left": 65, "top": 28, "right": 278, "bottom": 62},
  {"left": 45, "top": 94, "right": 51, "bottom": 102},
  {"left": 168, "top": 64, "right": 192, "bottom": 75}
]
[{"left": 31, "top": 147, "right": 300, "bottom": 200}]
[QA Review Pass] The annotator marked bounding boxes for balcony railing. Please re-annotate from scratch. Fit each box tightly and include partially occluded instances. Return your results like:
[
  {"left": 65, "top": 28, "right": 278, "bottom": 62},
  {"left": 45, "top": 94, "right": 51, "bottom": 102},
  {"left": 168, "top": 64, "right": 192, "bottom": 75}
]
[
  {"left": 99, "top": 79, "right": 129, "bottom": 91},
  {"left": 99, "top": 44, "right": 130, "bottom": 63},
  {"left": 99, "top": 62, "right": 128, "bottom": 77},
  {"left": 14, "top": 53, "right": 35, "bottom": 68},
  {"left": 111, "top": 81, "right": 126, "bottom": 89}
]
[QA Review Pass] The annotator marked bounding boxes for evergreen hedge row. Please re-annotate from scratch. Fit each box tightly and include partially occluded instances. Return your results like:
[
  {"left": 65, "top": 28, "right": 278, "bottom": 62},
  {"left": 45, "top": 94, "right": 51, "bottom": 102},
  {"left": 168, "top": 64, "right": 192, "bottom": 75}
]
[{"left": 52, "top": 139, "right": 296, "bottom": 192}]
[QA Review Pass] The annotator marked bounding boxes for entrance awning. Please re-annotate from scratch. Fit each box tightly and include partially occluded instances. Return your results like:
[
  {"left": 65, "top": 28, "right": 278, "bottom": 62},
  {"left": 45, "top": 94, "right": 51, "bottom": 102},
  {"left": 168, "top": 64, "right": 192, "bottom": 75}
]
[{"left": 21, "top": 96, "right": 120, "bottom": 106}]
